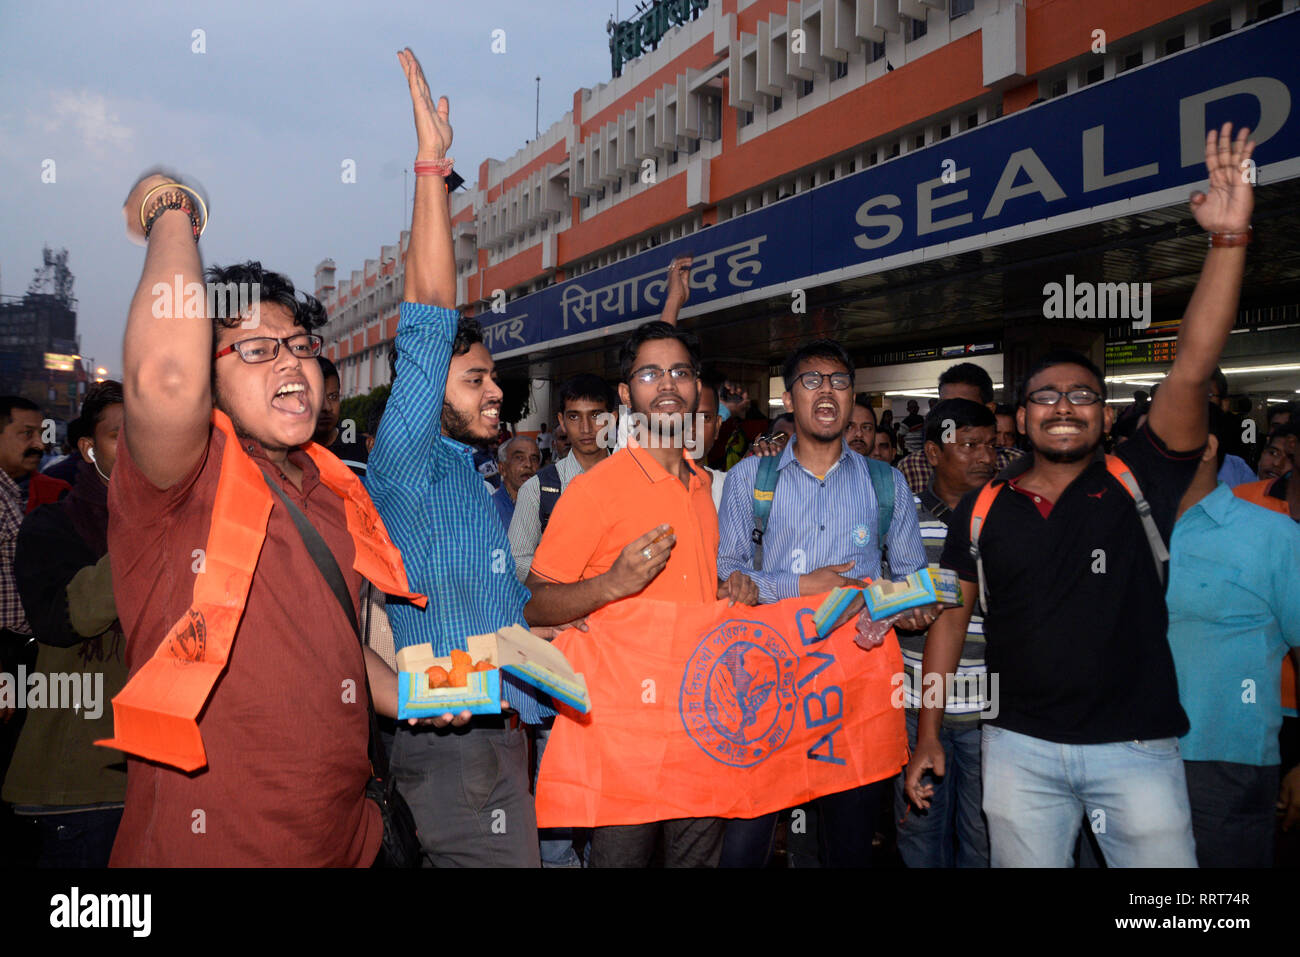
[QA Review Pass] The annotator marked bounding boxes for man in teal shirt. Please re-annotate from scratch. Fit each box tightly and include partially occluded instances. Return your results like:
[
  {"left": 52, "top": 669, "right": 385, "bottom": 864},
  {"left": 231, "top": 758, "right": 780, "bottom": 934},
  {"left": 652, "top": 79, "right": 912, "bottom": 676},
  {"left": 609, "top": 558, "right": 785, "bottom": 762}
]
[{"left": 1167, "top": 412, "right": 1300, "bottom": 867}]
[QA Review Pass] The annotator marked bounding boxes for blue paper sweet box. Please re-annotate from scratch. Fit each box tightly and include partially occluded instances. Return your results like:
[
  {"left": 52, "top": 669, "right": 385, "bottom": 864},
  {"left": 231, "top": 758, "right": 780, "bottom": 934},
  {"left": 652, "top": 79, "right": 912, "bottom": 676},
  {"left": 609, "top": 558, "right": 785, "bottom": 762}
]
[
  {"left": 863, "top": 568, "right": 963, "bottom": 619},
  {"left": 396, "top": 625, "right": 591, "bottom": 719}
]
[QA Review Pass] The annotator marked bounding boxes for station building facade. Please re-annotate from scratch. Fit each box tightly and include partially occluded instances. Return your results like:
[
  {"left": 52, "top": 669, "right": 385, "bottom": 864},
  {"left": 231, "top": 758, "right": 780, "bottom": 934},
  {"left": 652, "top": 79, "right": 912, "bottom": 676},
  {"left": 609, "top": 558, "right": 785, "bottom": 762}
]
[{"left": 317, "top": 0, "right": 1300, "bottom": 424}]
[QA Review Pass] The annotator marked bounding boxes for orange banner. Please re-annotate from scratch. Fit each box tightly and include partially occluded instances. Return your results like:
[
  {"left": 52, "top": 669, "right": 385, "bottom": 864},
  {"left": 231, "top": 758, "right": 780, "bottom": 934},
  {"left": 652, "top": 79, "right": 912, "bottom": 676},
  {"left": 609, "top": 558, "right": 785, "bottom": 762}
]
[{"left": 536, "top": 595, "right": 907, "bottom": 828}]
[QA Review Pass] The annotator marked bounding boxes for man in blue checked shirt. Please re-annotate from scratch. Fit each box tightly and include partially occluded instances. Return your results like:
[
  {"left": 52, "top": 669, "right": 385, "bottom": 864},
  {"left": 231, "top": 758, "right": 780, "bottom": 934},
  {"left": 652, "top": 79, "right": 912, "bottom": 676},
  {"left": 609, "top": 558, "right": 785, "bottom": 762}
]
[
  {"left": 366, "top": 50, "right": 554, "bottom": 867},
  {"left": 715, "top": 338, "right": 934, "bottom": 867}
]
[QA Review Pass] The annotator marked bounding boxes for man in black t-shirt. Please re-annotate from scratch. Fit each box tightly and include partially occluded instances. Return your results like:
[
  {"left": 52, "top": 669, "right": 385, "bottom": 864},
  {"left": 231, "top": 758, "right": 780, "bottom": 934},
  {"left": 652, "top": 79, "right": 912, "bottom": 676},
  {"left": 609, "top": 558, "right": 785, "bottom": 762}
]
[{"left": 904, "top": 122, "right": 1257, "bottom": 867}]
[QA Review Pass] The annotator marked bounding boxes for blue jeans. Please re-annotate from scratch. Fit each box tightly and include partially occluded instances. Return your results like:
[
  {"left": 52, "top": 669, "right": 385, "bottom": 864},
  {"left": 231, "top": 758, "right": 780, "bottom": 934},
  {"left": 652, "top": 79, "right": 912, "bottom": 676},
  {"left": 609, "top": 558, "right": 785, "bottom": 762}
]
[
  {"left": 981, "top": 725, "right": 1197, "bottom": 867},
  {"left": 894, "top": 711, "right": 989, "bottom": 867}
]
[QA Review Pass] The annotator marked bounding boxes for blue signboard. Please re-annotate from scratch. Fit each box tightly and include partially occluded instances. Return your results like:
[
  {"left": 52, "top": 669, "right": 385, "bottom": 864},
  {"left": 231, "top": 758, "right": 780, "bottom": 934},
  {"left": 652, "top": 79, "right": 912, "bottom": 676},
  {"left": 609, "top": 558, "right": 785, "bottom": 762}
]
[{"left": 485, "top": 12, "right": 1300, "bottom": 359}]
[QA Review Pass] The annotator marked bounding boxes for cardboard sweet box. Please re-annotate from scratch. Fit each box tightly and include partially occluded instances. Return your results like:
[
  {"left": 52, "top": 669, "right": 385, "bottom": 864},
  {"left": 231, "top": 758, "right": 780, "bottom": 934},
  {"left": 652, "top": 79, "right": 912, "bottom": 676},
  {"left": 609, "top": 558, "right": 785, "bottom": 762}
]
[
  {"left": 396, "top": 625, "right": 591, "bottom": 719},
  {"left": 863, "top": 568, "right": 963, "bottom": 619}
]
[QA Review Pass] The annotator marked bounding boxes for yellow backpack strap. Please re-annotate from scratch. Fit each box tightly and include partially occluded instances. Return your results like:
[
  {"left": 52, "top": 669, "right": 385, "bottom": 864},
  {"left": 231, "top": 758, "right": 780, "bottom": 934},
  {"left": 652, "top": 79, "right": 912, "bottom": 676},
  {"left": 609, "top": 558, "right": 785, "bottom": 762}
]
[
  {"left": 968, "top": 479, "right": 1004, "bottom": 613},
  {"left": 1104, "top": 454, "right": 1170, "bottom": 585}
]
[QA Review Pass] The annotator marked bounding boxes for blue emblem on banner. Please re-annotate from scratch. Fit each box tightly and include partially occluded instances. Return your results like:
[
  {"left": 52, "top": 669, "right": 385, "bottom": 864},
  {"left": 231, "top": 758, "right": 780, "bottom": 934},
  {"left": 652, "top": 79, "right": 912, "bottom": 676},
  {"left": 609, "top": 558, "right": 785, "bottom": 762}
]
[{"left": 680, "top": 619, "right": 799, "bottom": 767}]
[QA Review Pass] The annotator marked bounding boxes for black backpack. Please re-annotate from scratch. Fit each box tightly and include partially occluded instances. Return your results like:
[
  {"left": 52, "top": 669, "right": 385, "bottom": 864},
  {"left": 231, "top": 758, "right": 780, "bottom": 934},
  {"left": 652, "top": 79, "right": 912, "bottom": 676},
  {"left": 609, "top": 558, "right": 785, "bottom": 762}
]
[{"left": 536, "top": 463, "right": 563, "bottom": 532}]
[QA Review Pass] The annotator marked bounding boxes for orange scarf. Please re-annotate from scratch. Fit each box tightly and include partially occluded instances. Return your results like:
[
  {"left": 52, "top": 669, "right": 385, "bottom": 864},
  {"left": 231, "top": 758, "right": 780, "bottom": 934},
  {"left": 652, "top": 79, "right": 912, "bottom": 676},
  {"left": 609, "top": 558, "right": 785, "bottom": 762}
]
[{"left": 97, "top": 410, "right": 425, "bottom": 772}]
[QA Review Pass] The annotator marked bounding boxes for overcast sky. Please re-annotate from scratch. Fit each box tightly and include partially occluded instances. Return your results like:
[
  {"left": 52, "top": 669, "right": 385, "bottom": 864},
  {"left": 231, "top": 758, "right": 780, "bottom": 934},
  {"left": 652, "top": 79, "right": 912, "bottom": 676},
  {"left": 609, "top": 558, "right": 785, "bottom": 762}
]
[{"left": 0, "top": 0, "right": 617, "bottom": 378}]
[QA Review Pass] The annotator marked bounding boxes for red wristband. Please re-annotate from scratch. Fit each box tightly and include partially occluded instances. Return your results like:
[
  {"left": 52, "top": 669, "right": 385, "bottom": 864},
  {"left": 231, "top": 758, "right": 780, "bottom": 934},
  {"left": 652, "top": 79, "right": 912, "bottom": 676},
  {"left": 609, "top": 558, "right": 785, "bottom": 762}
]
[{"left": 414, "top": 158, "right": 454, "bottom": 177}]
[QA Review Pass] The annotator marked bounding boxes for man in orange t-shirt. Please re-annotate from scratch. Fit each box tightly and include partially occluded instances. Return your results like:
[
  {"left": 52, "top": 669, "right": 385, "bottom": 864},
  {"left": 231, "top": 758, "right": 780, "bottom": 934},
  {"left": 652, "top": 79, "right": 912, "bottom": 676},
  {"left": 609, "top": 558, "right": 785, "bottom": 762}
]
[{"left": 525, "top": 320, "right": 758, "bottom": 867}]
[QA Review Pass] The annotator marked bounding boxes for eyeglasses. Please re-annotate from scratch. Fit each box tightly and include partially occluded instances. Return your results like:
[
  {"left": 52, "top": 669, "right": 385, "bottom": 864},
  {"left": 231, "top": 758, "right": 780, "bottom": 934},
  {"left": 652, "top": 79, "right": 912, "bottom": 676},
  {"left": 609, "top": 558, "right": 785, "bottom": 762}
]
[
  {"left": 1025, "top": 388, "right": 1102, "bottom": 407},
  {"left": 632, "top": 365, "right": 696, "bottom": 385},
  {"left": 795, "top": 371, "right": 853, "bottom": 391},
  {"left": 214, "top": 334, "right": 324, "bottom": 364}
]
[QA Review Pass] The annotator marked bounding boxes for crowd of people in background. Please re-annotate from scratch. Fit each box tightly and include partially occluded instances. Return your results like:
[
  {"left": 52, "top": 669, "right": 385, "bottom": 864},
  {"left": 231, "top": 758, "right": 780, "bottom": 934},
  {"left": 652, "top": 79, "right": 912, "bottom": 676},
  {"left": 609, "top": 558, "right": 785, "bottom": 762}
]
[{"left": 0, "top": 53, "right": 1295, "bottom": 870}]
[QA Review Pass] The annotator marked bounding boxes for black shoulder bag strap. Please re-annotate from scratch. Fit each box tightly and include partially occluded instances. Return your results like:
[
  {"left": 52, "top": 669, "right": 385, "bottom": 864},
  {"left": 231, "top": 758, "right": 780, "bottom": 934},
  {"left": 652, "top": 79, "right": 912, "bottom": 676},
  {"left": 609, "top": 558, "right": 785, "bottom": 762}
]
[
  {"left": 261, "top": 472, "right": 421, "bottom": 867},
  {"left": 260, "top": 474, "right": 373, "bottom": 758},
  {"left": 536, "top": 462, "right": 563, "bottom": 533}
]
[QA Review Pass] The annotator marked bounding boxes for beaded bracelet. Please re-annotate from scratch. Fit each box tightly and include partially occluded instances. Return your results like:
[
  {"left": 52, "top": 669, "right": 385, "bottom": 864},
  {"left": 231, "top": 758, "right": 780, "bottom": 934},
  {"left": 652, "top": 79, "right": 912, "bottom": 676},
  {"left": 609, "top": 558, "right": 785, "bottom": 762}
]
[
  {"left": 143, "top": 195, "right": 199, "bottom": 241},
  {"left": 139, "top": 183, "right": 208, "bottom": 241}
]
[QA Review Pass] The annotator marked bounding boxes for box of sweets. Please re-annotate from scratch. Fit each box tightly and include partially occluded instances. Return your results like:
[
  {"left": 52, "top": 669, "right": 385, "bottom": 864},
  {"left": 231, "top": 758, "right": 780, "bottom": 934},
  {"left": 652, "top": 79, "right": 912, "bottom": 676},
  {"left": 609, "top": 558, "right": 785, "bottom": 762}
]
[{"left": 396, "top": 625, "right": 591, "bottom": 719}]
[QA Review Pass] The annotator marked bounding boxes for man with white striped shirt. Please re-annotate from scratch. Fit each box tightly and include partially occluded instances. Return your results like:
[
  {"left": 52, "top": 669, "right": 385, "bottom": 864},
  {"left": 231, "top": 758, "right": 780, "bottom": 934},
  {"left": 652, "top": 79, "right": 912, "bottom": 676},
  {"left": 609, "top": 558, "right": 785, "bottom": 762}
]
[
  {"left": 894, "top": 398, "right": 996, "bottom": 868},
  {"left": 716, "top": 338, "right": 931, "bottom": 867}
]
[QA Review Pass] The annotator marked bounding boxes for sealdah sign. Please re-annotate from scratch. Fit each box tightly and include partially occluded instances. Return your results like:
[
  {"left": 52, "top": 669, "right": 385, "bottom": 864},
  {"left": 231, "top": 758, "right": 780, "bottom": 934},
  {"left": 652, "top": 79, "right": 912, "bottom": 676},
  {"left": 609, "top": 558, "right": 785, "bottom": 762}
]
[{"left": 852, "top": 78, "right": 1290, "bottom": 251}]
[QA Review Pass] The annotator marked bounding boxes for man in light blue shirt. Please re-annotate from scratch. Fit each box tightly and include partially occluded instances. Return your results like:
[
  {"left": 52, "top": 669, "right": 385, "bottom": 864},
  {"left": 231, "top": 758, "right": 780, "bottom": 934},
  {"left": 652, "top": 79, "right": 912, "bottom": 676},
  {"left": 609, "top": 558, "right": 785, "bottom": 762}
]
[
  {"left": 716, "top": 338, "right": 930, "bottom": 867},
  {"left": 1167, "top": 424, "right": 1300, "bottom": 867},
  {"left": 365, "top": 51, "right": 551, "bottom": 867}
]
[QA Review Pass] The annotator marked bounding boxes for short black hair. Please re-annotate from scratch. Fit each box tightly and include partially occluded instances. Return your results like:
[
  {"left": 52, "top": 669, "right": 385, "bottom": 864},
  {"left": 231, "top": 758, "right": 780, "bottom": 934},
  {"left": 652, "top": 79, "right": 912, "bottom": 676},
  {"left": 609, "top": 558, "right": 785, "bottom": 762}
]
[
  {"left": 453, "top": 317, "right": 484, "bottom": 358},
  {"left": 558, "top": 373, "right": 614, "bottom": 413},
  {"left": 698, "top": 369, "right": 727, "bottom": 410},
  {"left": 852, "top": 393, "right": 877, "bottom": 426},
  {"left": 1206, "top": 402, "right": 1231, "bottom": 470},
  {"left": 698, "top": 379, "right": 719, "bottom": 408},
  {"left": 205, "top": 262, "right": 326, "bottom": 333},
  {"left": 924, "top": 398, "right": 996, "bottom": 446},
  {"left": 318, "top": 356, "right": 339, "bottom": 383},
  {"left": 1267, "top": 422, "right": 1300, "bottom": 447},
  {"left": 941, "top": 361, "right": 987, "bottom": 403},
  {"left": 0, "top": 395, "right": 41, "bottom": 431},
  {"left": 75, "top": 380, "right": 124, "bottom": 441},
  {"left": 618, "top": 321, "right": 701, "bottom": 383},
  {"left": 1210, "top": 367, "right": 1229, "bottom": 400},
  {"left": 782, "top": 339, "right": 854, "bottom": 392},
  {"left": 1017, "top": 349, "right": 1107, "bottom": 406},
  {"left": 773, "top": 412, "right": 795, "bottom": 428},
  {"left": 993, "top": 402, "right": 1015, "bottom": 418}
]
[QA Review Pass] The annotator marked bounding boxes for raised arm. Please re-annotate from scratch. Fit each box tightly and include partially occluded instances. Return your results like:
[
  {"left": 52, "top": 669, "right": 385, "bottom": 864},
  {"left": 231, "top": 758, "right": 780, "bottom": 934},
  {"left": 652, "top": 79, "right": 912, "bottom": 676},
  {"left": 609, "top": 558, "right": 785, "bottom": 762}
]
[
  {"left": 368, "top": 49, "right": 459, "bottom": 484},
  {"left": 399, "top": 47, "right": 455, "bottom": 309},
  {"left": 120, "top": 173, "right": 212, "bottom": 488},
  {"left": 1148, "top": 123, "right": 1255, "bottom": 452},
  {"left": 658, "top": 255, "right": 692, "bottom": 326}
]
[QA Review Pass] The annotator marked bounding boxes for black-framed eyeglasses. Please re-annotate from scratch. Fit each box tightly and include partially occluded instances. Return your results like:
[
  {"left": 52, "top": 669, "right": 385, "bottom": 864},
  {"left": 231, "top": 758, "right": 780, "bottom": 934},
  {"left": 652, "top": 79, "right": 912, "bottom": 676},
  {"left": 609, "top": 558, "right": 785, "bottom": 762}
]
[
  {"left": 632, "top": 365, "right": 696, "bottom": 385},
  {"left": 1026, "top": 388, "right": 1102, "bottom": 407},
  {"left": 214, "top": 334, "right": 324, "bottom": 364},
  {"left": 795, "top": 371, "right": 853, "bottom": 391}
]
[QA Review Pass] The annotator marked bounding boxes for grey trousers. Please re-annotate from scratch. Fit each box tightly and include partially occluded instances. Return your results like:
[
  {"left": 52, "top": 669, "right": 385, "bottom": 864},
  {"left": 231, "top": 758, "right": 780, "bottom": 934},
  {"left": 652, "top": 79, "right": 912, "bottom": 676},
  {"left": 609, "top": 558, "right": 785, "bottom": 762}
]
[{"left": 391, "top": 719, "right": 541, "bottom": 868}]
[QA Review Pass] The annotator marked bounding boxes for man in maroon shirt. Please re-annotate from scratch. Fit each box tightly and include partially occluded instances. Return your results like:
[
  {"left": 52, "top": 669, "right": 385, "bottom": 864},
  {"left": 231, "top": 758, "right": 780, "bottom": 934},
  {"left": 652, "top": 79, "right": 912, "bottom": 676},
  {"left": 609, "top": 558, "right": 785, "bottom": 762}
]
[{"left": 108, "top": 54, "right": 441, "bottom": 866}]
